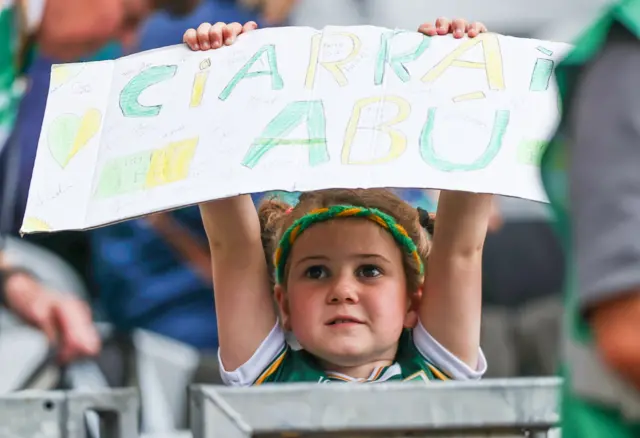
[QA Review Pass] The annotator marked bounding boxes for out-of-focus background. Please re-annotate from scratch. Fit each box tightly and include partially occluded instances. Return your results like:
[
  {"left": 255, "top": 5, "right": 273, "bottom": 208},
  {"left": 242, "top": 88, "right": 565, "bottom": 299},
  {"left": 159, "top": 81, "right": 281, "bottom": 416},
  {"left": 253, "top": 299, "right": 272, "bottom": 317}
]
[{"left": 0, "top": 0, "right": 616, "bottom": 436}]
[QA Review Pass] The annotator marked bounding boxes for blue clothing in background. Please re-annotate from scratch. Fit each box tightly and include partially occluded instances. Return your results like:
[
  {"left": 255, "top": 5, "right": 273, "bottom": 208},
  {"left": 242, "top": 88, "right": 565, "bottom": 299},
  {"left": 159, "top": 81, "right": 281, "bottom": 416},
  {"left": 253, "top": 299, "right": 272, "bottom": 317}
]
[
  {"left": 91, "top": 207, "right": 217, "bottom": 349},
  {"left": 251, "top": 189, "right": 438, "bottom": 212},
  {"left": 13, "top": 1, "right": 262, "bottom": 350},
  {"left": 90, "top": 1, "right": 262, "bottom": 350},
  {"left": 137, "top": 0, "right": 264, "bottom": 51}
]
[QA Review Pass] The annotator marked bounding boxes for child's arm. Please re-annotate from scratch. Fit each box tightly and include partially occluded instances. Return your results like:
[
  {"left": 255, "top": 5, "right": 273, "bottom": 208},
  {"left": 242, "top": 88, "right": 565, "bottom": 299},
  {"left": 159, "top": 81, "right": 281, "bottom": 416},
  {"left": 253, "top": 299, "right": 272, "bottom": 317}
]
[
  {"left": 420, "top": 192, "right": 492, "bottom": 370},
  {"left": 200, "top": 196, "right": 276, "bottom": 371},
  {"left": 187, "top": 22, "right": 276, "bottom": 372},
  {"left": 414, "top": 17, "right": 490, "bottom": 370}
]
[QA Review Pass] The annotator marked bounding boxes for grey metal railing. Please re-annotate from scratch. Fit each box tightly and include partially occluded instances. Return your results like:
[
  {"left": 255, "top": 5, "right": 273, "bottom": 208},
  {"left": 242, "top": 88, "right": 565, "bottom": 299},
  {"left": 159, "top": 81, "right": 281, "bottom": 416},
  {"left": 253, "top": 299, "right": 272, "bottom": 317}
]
[
  {"left": 0, "top": 378, "right": 561, "bottom": 437},
  {"left": 0, "top": 388, "right": 139, "bottom": 438},
  {"left": 189, "top": 377, "right": 562, "bottom": 438}
]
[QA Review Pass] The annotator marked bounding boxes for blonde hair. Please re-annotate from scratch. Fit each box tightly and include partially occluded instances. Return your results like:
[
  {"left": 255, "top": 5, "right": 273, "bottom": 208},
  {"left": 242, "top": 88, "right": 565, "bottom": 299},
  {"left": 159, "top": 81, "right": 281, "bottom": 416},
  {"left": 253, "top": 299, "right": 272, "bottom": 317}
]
[{"left": 258, "top": 189, "right": 432, "bottom": 292}]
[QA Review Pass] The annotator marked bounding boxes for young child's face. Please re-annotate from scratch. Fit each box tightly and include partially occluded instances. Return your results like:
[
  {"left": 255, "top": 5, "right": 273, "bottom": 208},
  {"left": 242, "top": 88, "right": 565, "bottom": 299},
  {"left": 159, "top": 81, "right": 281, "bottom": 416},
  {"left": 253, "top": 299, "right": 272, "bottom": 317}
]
[{"left": 276, "top": 218, "right": 418, "bottom": 370}]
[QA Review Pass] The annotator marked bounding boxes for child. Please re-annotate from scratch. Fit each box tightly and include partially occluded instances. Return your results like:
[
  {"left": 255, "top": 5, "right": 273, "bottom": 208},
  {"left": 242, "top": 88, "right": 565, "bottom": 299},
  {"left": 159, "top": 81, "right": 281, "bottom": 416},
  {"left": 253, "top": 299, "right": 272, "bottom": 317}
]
[{"left": 185, "top": 19, "right": 491, "bottom": 385}]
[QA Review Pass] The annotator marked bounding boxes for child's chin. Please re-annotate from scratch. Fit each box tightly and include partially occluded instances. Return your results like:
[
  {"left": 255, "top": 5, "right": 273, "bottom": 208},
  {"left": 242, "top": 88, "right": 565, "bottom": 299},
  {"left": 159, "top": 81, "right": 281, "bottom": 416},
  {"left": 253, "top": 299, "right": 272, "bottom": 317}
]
[{"left": 321, "top": 344, "right": 371, "bottom": 363}]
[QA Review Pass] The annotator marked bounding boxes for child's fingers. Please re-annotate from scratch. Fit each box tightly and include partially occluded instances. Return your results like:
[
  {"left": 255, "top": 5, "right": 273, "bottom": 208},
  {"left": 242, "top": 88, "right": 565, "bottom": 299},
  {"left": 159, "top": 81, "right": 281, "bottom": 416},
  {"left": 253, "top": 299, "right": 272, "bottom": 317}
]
[
  {"left": 208, "top": 22, "right": 227, "bottom": 48},
  {"left": 183, "top": 28, "right": 198, "bottom": 49},
  {"left": 196, "top": 22, "right": 213, "bottom": 49},
  {"left": 435, "top": 17, "right": 451, "bottom": 35},
  {"left": 223, "top": 22, "right": 243, "bottom": 45},
  {"left": 417, "top": 22, "right": 437, "bottom": 36},
  {"left": 467, "top": 22, "right": 488, "bottom": 38},
  {"left": 451, "top": 18, "right": 467, "bottom": 38},
  {"left": 242, "top": 21, "right": 258, "bottom": 33}
]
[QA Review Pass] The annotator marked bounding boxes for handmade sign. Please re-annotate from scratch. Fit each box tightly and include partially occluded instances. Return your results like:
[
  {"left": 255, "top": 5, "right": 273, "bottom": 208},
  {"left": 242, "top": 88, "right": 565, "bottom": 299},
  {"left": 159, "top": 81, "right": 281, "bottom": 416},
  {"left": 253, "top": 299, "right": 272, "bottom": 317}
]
[{"left": 21, "top": 26, "right": 571, "bottom": 234}]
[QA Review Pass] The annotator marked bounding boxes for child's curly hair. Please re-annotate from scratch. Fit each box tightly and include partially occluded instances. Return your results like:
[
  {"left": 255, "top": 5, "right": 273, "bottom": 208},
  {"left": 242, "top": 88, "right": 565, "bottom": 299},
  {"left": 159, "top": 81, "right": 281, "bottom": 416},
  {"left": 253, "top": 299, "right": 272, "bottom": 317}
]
[{"left": 258, "top": 188, "right": 434, "bottom": 293}]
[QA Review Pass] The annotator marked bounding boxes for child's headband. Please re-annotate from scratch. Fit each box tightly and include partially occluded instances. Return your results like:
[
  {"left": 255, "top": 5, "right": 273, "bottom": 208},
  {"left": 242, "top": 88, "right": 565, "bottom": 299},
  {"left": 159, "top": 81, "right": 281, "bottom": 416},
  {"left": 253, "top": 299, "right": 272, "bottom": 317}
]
[{"left": 274, "top": 205, "right": 424, "bottom": 284}]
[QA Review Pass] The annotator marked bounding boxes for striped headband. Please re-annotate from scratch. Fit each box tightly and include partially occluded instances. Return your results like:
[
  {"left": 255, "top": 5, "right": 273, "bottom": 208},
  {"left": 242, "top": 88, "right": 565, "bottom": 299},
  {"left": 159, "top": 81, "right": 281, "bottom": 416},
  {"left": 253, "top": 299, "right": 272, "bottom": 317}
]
[{"left": 274, "top": 205, "right": 424, "bottom": 284}]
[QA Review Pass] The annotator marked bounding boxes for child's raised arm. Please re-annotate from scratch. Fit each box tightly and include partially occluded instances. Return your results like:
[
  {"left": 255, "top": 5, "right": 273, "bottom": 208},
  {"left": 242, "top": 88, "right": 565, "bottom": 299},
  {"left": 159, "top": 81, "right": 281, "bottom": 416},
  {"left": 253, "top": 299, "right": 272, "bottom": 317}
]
[
  {"left": 188, "top": 22, "right": 275, "bottom": 371},
  {"left": 200, "top": 196, "right": 275, "bottom": 371},
  {"left": 420, "top": 191, "right": 492, "bottom": 369},
  {"left": 415, "top": 17, "right": 490, "bottom": 371}
]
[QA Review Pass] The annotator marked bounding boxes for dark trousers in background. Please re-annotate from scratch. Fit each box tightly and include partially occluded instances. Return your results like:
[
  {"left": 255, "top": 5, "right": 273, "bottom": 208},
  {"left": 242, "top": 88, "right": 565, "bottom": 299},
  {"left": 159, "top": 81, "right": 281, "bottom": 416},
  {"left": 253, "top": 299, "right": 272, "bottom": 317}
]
[{"left": 480, "top": 221, "right": 565, "bottom": 377}]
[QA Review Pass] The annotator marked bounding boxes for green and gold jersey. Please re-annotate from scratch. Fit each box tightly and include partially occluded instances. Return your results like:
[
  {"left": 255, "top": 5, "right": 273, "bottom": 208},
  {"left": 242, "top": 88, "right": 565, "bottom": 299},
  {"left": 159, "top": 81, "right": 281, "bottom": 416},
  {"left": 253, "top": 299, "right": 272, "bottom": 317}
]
[{"left": 220, "top": 322, "right": 486, "bottom": 386}]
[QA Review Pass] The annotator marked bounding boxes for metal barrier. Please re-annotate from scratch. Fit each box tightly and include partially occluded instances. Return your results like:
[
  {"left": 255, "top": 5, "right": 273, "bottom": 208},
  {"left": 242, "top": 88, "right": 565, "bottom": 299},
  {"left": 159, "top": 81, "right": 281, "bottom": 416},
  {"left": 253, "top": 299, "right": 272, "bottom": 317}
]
[
  {"left": 189, "top": 378, "right": 562, "bottom": 438},
  {"left": 0, "top": 388, "right": 139, "bottom": 438}
]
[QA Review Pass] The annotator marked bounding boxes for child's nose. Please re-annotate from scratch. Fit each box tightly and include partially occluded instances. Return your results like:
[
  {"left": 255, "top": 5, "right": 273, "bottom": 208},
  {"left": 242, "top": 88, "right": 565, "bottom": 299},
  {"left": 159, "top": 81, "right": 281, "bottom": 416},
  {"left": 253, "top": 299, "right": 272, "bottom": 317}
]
[{"left": 327, "top": 275, "right": 360, "bottom": 304}]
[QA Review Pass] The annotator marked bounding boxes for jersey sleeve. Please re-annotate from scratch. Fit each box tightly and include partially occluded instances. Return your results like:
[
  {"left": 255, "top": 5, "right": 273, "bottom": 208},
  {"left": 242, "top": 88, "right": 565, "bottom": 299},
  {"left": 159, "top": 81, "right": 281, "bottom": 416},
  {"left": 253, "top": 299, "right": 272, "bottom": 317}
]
[
  {"left": 569, "top": 23, "right": 640, "bottom": 311},
  {"left": 412, "top": 322, "right": 487, "bottom": 380},
  {"left": 218, "top": 322, "right": 288, "bottom": 387}
]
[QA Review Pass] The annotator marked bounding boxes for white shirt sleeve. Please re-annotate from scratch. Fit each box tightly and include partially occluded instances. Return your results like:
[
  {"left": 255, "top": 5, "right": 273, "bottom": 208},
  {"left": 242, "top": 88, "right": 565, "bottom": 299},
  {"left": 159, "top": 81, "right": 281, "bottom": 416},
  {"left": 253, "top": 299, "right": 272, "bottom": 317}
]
[
  {"left": 218, "top": 322, "right": 287, "bottom": 387},
  {"left": 412, "top": 321, "right": 487, "bottom": 380}
]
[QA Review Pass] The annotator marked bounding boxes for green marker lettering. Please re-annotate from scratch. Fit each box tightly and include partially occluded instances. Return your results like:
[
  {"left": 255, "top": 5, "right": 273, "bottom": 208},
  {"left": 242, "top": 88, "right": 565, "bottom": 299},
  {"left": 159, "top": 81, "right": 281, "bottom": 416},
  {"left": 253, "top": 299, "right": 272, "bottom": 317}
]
[
  {"left": 119, "top": 65, "right": 177, "bottom": 117},
  {"left": 420, "top": 108, "right": 510, "bottom": 171},
  {"left": 529, "top": 58, "right": 554, "bottom": 92},
  {"left": 242, "top": 100, "right": 329, "bottom": 168},
  {"left": 375, "top": 31, "right": 430, "bottom": 85},
  {"left": 219, "top": 45, "right": 284, "bottom": 101}
]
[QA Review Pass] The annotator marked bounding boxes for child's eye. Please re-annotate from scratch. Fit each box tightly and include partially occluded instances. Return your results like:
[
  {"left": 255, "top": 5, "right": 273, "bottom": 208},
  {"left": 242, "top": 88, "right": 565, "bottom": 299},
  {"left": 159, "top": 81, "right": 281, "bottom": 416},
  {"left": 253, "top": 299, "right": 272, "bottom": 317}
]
[
  {"left": 357, "top": 265, "right": 382, "bottom": 278},
  {"left": 305, "top": 265, "right": 328, "bottom": 279}
]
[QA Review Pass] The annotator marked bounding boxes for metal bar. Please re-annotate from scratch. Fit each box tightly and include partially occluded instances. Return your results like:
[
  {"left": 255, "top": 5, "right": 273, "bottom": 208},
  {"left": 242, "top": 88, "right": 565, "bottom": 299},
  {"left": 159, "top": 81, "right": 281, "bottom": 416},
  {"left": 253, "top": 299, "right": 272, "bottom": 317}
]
[
  {"left": 0, "top": 388, "right": 139, "bottom": 438},
  {"left": 190, "top": 378, "right": 561, "bottom": 438},
  {"left": 0, "top": 390, "right": 65, "bottom": 438},
  {"left": 65, "top": 388, "right": 139, "bottom": 438}
]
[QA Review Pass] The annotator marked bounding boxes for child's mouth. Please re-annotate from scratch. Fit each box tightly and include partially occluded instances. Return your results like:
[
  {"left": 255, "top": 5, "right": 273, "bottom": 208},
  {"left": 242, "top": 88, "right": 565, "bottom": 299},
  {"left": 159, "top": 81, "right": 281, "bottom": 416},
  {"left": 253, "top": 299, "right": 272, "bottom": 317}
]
[{"left": 327, "top": 317, "right": 363, "bottom": 326}]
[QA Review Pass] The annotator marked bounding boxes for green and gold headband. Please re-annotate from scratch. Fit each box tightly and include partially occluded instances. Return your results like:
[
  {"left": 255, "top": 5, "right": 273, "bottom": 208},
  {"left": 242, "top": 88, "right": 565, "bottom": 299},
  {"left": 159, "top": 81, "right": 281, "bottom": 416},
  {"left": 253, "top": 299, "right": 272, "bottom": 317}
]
[{"left": 274, "top": 205, "right": 424, "bottom": 284}]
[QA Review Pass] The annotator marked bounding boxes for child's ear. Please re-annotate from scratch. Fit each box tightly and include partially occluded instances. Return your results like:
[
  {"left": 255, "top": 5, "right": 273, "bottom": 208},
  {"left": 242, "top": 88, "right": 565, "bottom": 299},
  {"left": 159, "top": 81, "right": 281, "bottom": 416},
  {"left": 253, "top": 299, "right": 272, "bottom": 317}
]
[
  {"left": 403, "top": 288, "right": 422, "bottom": 329},
  {"left": 274, "top": 284, "right": 291, "bottom": 330}
]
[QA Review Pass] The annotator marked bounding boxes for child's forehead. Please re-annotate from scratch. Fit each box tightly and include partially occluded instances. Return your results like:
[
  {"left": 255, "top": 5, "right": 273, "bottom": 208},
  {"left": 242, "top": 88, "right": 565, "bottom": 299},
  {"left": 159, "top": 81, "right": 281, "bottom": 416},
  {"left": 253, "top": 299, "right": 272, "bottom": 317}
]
[{"left": 289, "top": 219, "right": 401, "bottom": 257}]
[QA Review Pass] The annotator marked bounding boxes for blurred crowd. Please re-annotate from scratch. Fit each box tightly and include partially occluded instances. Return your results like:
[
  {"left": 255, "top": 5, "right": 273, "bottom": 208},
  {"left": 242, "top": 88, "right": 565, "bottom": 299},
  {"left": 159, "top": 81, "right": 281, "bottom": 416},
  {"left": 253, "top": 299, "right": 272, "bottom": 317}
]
[{"left": 0, "top": 0, "right": 567, "bottom": 431}]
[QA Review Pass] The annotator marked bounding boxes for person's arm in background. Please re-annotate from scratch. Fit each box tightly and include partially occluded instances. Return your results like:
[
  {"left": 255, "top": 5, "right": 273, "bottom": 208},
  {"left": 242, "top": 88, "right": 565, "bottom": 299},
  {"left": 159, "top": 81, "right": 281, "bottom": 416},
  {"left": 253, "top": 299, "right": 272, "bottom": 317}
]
[
  {"left": 3, "top": 0, "right": 198, "bottom": 361},
  {"left": 0, "top": 243, "right": 100, "bottom": 363},
  {"left": 145, "top": 213, "right": 212, "bottom": 284},
  {"left": 570, "top": 23, "right": 640, "bottom": 390}
]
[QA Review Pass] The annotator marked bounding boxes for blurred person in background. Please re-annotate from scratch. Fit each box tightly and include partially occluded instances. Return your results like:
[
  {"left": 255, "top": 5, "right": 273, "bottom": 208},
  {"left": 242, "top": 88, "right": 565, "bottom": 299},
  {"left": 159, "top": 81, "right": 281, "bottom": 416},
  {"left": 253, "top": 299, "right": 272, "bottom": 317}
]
[
  {"left": 479, "top": 198, "right": 564, "bottom": 378},
  {"left": 541, "top": 0, "right": 640, "bottom": 436},
  {"left": 91, "top": 0, "right": 267, "bottom": 387},
  {"left": 0, "top": 0, "right": 200, "bottom": 365},
  {"left": 12, "top": 0, "right": 267, "bottom": 388}
]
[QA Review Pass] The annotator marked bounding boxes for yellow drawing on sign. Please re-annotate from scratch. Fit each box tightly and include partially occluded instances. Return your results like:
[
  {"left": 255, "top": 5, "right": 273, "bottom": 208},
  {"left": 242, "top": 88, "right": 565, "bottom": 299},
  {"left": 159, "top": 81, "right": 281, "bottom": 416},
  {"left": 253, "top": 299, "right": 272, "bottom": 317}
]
[
  {"left": 50, "top": 65, "right": 84, "bottom": 91},
  {"left": 422, "top": 33, "right": 505, "bottom": 90},
  {"left": 21, "top": 217, "right": 52, "bottom": 233},
  {"left": 305, "top": 32, "right": 362, "bottom": 89},
  {"left": 342, "top": 96, "right": 410, "bottom": 165},
  {"left": 452, "top": 91, "right": 486, "bottom": 103},
  {"left": 145, "top": 137, "right": 199, "bottom": 188},
  {"left": 48, "top": 108, "right": 102, "bottom": 168},
  {"left": 190, "top": 58, "right": 211, "bottom": 107}
]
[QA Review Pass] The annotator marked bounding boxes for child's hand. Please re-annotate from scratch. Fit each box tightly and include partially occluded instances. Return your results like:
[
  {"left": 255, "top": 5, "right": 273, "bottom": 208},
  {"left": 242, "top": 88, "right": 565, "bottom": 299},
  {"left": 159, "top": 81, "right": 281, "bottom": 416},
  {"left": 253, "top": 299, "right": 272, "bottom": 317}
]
[
  {"left": 183, "top": 21, "right": 259, "bottom": 51},
  {"left": 418, "top": 18, "right": 487, "bottom": 39}
]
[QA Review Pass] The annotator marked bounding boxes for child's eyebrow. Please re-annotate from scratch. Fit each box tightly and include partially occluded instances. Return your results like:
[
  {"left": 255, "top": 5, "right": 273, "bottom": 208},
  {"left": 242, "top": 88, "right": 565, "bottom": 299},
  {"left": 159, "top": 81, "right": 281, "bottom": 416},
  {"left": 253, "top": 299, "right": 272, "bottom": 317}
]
[
  {"left": 294, "top": 253, "right": 392, "bottom": 267},
  {"left": 294, "top": 255, "right": 330, "bottom": 267},
  {"left": 357, "top": 254, "right": 392, "bottom": 264}
]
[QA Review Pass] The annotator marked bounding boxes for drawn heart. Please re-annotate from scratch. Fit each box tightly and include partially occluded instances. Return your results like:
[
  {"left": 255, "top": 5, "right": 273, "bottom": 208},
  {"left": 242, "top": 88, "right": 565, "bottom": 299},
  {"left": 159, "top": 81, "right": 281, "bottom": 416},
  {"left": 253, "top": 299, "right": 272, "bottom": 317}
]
[{"left": 48, "top": 108, "right": 102, "bottom": 168}]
